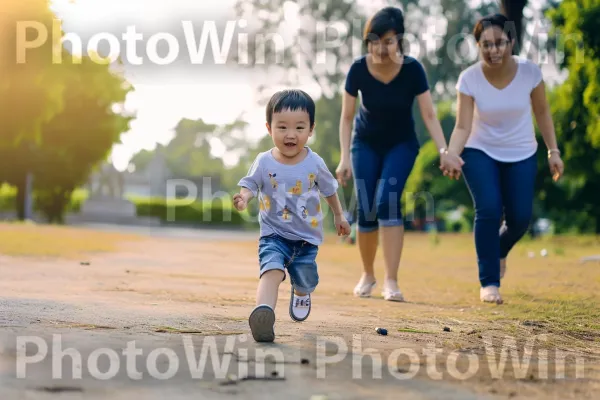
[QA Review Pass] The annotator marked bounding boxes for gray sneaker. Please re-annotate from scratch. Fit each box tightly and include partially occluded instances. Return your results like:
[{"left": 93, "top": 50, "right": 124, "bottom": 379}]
[{"left": 248, "top": 304, "right": 275, "bottom": 342}]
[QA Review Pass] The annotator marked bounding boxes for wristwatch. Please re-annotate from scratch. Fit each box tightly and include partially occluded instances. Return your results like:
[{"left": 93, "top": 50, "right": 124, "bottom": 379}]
[{"left": 439, "top": 147, "right": 448, "bottom": 155}]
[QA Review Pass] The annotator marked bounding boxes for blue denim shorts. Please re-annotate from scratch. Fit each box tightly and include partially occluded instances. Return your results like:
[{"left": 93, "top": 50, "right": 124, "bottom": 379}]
[{"left": 258, "top": 234, "right": 319, "bottom": 294}]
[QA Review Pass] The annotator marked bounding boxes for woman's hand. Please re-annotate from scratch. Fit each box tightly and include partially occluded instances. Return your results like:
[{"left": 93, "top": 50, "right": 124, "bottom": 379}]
[
  {"left": 548, "top": 152, "right": 564, "bottom": 182},
  {"left": 439, "top": 151, "right": 464, "bottom": 180},
  {"left": 336, "top": 158, "right": 352, "bottom": 186}
]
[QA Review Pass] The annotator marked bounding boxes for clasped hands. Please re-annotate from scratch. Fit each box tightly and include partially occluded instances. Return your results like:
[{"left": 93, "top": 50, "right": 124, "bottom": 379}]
[{"left": 439, "top": 151, "right": 465, "bottom": 180}]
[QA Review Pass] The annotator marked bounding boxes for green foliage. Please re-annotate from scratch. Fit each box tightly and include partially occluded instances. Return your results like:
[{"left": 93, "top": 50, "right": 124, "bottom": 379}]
[
  {"left": 32, "top": 54, "right": 133, "bottom": 223},
  {"left": 536, "top": 0, "right": 600, "bottom": 233},
  {"left": 0, "top": 0, "right": 69, "bottom": 219},
  {"left": 161, "top": 119, "right": 226, "bottom": 177},
  {"left": 421, "top": 0, "right": 500, "bottom": 102},
  {"left": 0, "top": 188, "right": 250, "bottom": 227},
  {"left": 0, "top": 2, "right": 133, "bottom": 223},
  {"left": 405, "top": 101, "right": 472, "bottom": 223},
  {"left": 0, "top": 184, "right": 16, "bottom": 212},
  {"left": 129, "top": 118, "right": 250, "bottom": 194},
  {"left": 234, "top": 0, "right": 374, "bottom": 98},
  {"left": 311, "top": 94, "right": 355, "bottom": 209},
  {"left": 134, "top": 198, "right": 248, "bottom": 227},
  {"left": 0, "top": 0, "right": 65, "bottom": 149}
]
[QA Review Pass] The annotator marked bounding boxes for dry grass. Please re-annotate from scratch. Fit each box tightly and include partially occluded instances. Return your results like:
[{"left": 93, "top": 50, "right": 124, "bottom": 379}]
[
  {"left": 0, "top": 221, "right": 144, "bottom": 259},
  {"left": 317, "top": 231, "right": 600, "bottom": 351},
  {"left": 1, "top": 221, "right": 598, "bottom": 355}
]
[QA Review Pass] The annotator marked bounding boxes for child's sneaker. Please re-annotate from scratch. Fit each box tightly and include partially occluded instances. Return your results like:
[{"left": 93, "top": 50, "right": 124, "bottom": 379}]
[
  {"left": 248, "top": 304, "right": 276, "bottom": 342},
  {"left": 289, "top": 291, "right": 311, "bottom": 322}
]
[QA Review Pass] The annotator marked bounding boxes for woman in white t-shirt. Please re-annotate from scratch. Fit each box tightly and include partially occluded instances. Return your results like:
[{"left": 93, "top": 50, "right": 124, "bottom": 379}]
[{"left": 441, "top": 13, "right": 564, "bottom": 304}]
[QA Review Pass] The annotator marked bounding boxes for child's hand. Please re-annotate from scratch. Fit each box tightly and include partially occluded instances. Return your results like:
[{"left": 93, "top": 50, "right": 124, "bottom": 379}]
[
  {"left": 334, "top": 215, "right": 351, "bottom": 236},
  {"left": 233, "top": 193, "right": 247, "bottom": 211}
]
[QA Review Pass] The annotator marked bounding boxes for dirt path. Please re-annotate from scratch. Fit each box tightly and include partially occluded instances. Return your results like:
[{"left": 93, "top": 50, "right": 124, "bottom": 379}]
[{"left": 0, "top": 228, "right": 597, "bottom": 399}]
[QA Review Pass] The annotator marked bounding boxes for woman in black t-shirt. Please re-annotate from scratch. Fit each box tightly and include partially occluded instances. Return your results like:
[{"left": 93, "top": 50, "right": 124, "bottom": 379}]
[{"left": 336, "top": 7, "right": 459, "bottom": 301}]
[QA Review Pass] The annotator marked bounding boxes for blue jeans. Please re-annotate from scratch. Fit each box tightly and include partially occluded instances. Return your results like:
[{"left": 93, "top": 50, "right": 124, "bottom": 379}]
[
  {"left": 258, "top": 234, "right": 319, "bottom": 294},
  {"left": 461, "top": 148, "right": 537, "bottom": 288},
  {"left": 351, "top": 137, "right": 419, "bottom": 232}
]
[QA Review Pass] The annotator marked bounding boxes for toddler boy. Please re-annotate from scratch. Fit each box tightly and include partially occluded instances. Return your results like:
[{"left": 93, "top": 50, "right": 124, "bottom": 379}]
[{"left": 233, "top": 89, "right": 351, "bottom": 342}]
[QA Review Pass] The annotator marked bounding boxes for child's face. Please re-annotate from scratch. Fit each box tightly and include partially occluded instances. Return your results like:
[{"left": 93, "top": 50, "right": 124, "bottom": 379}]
[{"left": 266, "top": 108, "right": 314, "bottom": 158}]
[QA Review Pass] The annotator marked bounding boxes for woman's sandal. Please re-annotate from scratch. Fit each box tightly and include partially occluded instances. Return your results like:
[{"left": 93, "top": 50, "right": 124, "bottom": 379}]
[
  {"left": 480, "top": 286, "right": 503, "bottom": 304},
  {"left": 382, "top": 288, "right": 405, "bottom": 302},
  {"left": 353, "top": 280, "right": 376, "bottom": 297}
]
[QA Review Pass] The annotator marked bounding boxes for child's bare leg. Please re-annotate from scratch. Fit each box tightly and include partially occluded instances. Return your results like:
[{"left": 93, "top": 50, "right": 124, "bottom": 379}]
[
  {"left": 256, "top": 269, "right": 285, "bottom": 308},
  {"left": 250, "top": 269, "right": 284, "bottom": 342}
]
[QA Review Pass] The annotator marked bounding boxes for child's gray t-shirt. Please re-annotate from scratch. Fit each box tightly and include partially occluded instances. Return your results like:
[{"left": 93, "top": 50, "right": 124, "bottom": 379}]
[{"left": 238, "top": 147, "right": 339, "bottom": 246}]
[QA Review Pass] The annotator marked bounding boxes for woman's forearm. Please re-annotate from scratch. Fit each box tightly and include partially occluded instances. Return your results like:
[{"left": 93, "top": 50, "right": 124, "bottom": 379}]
[
  {"left": 339, "top": 117, "right": 353, "bottom": 161},
  {"left": 537, "top": 110, "right": 559, "bottom": 152},
  {"left": 424, "top": 116, "right": 448, "bottom": 151},
  {"left": 531, "top": 81, "right": 559, "bottom": 154},
  {"left": 447, "top": 127, "right": 471, "bottom": 155}
]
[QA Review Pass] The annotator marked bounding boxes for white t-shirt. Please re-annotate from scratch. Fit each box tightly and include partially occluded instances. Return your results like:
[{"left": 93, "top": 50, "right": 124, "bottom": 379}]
[{"left": 455, "top": 56, "right": 543, "bottom": 162}]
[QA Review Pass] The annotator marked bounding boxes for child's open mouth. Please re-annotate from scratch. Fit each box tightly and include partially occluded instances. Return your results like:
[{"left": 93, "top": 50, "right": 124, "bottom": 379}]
[{"left": 284, "top": 142, "right": 296, "bottom": 147}]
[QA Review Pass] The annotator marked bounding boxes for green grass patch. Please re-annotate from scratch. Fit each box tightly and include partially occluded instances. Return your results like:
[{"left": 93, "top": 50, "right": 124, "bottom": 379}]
[
  {"left": 0, "top": 185, "right": 256, "bottom": 228},
  {"left": 398, "top": 328, "right": 436, "bottom": 334},
  {"left": 497, "top": 291, "right": 600, "bottom": 335}
]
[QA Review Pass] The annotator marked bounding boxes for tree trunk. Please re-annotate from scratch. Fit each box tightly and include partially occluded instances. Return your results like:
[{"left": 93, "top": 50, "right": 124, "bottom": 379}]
[
  {"left": 39, "top": 189, "right": 70, "bottom": 224},
  {"left": 501, "top": 0, "right": 528, "bottom": 54},
  {"left": 15, "top": 174, "right": 26, "bottom": 220}
]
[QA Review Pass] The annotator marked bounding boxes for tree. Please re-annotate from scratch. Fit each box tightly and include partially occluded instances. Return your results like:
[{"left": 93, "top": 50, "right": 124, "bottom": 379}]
[
  {"left": 536, "top": 0, "right": 600, "bottom": 232},
  {"left": 233, "top": 1, "right": 515, "bottom": 144},
  {"left": 415, "top": 0, "right": 499, "bottom": 102},
  {"left": 0, "top": 0, "right": 66, "bottom": 218},
  {"left": 129, "top": 118, "right": 234, "bottom": 191},
  {"left": 30, "top": 52, "right": 133, "bottom": 223},
  {"left": 234, "top": 0, "right": 375, "bottom": 99},
  {"left": 234, "top": 0, "right": 499, "bottom": 102}
]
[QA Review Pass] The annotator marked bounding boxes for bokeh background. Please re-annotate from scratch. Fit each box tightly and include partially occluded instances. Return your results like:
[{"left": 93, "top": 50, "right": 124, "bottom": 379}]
[{"left": 0, "top": 0, "right": 598, "bottom": 234}]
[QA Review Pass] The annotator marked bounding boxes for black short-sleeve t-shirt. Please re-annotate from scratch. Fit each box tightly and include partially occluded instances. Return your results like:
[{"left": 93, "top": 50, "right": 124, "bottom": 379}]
[{"left": 344, "top": 55, "right": 429, "bottom": 150}]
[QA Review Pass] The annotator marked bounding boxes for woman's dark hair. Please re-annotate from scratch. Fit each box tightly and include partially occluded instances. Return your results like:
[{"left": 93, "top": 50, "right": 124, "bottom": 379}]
[
  {"left": 266, "top": 89, "right": 315, "bottom": 127},
  {"left": 473, "top": 13, "right": 514, "bottom": 42},
  {"left": 363, "top": 7, "right": 405, "bottom": 53}
]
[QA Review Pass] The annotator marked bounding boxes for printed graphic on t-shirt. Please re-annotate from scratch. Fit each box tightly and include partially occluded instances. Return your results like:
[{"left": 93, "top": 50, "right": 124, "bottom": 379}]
[
  {"left": 268, "top": 172, "right": 278, "bottom": 189},
  {"left": 237, "top": 148, "right": 339, "bottom": 245},
  {"left": 300, "top": 205, "right": 308, "bottom": 219},
  {"left": 308, "top": 173, "right": 316, "bottom": 189},
  {"left": 264, "top": 171, "right": 322, "bottom": 229},
  {"left": 277, "top": 204, "right": 291, "bottom": 220},
  {"left": 288, "top": 180, "right": 303, "bottom": 195},
  {"left": 259, "top": 194, "right": 271, "bottom": 211}
]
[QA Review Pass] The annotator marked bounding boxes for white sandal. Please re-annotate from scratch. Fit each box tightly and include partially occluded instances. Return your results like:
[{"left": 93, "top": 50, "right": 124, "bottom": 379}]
[
  {"left": 353, "top": 280, "right": 376, "bottom": 297},
  {"left": 382, "top": 287, "right": 405, "bottom": 302},
  {"left": 480, "top": 286, "right": 503, "bottom": 304},
  {"left": 381, "top": 279, "right": 405, "bottom": 302}
]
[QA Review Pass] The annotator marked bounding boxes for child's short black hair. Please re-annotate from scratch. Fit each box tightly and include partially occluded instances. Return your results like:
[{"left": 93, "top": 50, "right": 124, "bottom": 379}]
[{"left": 266, "top": 89, "right": 315, "bottom": 127}]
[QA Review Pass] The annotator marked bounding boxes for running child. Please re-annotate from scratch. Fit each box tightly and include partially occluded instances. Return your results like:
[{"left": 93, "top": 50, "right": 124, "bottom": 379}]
[{"left": 233, "top": 89, "right": 351, "bottom": 342}]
